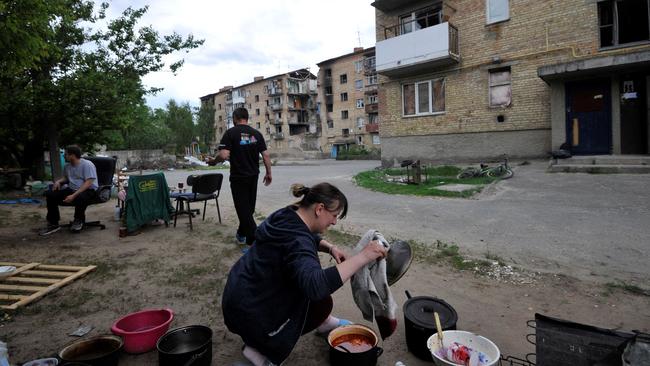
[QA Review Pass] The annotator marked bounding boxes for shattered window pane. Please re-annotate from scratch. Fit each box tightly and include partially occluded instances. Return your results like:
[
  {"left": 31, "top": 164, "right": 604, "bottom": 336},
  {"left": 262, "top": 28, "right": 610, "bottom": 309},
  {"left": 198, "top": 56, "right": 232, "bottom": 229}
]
[
  {"left": 490, "top": 85, "right": 511, "bottom": 107},
  {"left": 403, "top": 83, "right": 415, "bottom": 115}
]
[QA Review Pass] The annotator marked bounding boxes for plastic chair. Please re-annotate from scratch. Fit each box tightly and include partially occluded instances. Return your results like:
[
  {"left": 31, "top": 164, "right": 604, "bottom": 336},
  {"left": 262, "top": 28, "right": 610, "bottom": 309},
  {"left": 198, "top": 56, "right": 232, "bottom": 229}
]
[{"left": 173, "top": 173, "right": 223, "bottom": 230}]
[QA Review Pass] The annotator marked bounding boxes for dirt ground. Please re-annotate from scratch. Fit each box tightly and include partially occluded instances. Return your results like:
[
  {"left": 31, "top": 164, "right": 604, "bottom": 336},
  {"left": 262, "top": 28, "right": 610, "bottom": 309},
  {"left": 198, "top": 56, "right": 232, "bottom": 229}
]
[{"left": 0, "top": 189, "right": 649, "bottom": 365}]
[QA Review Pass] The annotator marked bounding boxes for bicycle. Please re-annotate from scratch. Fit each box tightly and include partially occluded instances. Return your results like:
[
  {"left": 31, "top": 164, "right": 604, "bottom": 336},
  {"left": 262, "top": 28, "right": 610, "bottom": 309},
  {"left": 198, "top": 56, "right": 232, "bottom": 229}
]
[{"left": 457, "top": 156, "right": 514, "bottom": 179}]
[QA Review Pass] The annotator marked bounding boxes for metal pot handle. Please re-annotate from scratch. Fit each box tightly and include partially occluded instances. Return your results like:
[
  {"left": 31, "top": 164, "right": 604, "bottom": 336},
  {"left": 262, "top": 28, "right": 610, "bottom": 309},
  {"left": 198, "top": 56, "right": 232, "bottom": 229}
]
[
  {"left": 375, "top": 347, "right": 383, "bottom": 357},
  {"left": 405, "top": 290, "right": 412, "bottom": 299}
]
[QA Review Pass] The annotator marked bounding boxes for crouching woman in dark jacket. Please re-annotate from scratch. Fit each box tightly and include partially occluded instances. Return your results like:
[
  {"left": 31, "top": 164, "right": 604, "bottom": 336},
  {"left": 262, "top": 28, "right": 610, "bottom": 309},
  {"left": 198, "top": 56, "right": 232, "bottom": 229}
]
[{"left": 222, "top": 182, "right": 387, "bottom": 366}]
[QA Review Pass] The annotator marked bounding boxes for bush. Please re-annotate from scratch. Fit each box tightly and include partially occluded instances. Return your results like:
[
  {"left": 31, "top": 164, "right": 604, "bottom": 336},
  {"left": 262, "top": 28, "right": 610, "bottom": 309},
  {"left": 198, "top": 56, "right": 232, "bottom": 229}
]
[{"left": 336, "top": 146, "right": 380, "bottom": 160}]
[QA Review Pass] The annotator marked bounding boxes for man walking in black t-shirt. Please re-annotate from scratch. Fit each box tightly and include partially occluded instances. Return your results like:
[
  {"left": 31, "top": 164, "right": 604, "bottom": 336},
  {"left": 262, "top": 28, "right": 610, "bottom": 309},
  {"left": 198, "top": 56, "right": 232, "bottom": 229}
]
[{"left": 207, "top": 108, "right": 272, "bottom": 246}]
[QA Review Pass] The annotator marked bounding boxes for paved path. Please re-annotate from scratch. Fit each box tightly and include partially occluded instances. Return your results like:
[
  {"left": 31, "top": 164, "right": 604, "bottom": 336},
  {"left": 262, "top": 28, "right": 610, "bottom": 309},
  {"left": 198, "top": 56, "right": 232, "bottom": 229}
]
[{"left": 165, "top": 159, "right": 650, "bottom": 284}]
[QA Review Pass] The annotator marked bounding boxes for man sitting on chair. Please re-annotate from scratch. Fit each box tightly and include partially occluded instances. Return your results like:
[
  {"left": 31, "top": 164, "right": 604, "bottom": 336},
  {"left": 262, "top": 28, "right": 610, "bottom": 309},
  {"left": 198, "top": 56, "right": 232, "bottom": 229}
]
[{"left": 40, "top": 145, "right": 98, "bottom": 235}]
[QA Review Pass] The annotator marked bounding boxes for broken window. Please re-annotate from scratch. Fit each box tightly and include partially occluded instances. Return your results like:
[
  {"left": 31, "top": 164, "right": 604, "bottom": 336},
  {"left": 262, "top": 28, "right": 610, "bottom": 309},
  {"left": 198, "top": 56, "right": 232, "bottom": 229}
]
[
  {"left": 325, "top": 86, "right": 333, "bottom": 95},
  {"left": 255, "top": 95, "right": 259, "bottom": 102},
  {"left": 402, "top": 78, "right": 445, "bottom": 116},
  {"left": 598, "top": 0, "right": 650, "bottom": 48},
  {"left": 327, "top": 120, "right": 334, "bottom": 128},
  {"left": 399, "top": 5, "right": 442, "bottom": 35},
  {"left": 340, "top": 74, "right": 348, "bottom": 84},
  {"left": 342, "top": 128, "right": 350, "bottom": 136},
  {"left": 355, "top": 80, "right": 363, "bottom": 90},
  {"left": 325, "top": 69, "right": 332, "bottom": 77},
  {"left": 367, "top": 94, "right": 378, "bottom": 104},
  {"left": 356, "top": 99, "right": 365, "bottom": 108},
  {"left": 489, "top": 67, "right": 512, "bottom": 107},
  {"left": 486, "top": 0, "right": 509, "bottom": 24},
  {"left": 340, "top": 92, "right": 348, "bottom": 101},
  {"left": 357, "top": 117, "right": 365, "bottom": 128},
  {"left": 326, "top": 104, "right": 333, "bottom": 113},
  {"left": 366, "top": 74, "right": 378, "bottom": 85},
  {"left": 256, "top": 108, "right": 260, "bottom": 115},
  {"left": 341, "top": 110, "right": 349, "bottom": 119}
]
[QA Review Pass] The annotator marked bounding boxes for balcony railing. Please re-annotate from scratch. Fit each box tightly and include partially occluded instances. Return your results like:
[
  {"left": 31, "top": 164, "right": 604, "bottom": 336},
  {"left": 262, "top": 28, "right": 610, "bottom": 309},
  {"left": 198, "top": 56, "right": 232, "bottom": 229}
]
[
  {"left": 269, "top": 103, "right": 283, "bottom": 111},
  {"left": 363, "top": 56, "right": 376, "bottom": 74},
  {"left": 384, "top": 11, "right": 442, "bottom": 40},
  {"left": 268, "top": 87, "right": 283, "bottom": 96},
  {"left": 271, "top": 119, "right": 283, "bottom": 125},
  {"left": 365, "top": 123, "right": 379, "bottom": 133},
  {"left": 272, "top": 132, "right": 284, "bottom": 140},
  {"left": 376, "top": 22, "right": 460, "bottom": 76},
  {"left": 365, "top": 103, "right": 378, "bottom": 114}
]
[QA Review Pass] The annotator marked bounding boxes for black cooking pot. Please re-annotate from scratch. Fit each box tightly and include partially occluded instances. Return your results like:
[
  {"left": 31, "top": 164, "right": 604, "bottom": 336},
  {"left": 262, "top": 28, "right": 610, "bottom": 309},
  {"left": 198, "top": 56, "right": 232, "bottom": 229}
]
[
  {"left": 58, "top": 335, "right": 123, "bottom": 366},
  {"left": 403, "top": 291, "right": 458, "bottom": 361},
  {"left": 328, "top": 324, "right": 383, "bottom": 366},
  {"left": 157, "top": 325, "right": 212, "bottom": 366}
]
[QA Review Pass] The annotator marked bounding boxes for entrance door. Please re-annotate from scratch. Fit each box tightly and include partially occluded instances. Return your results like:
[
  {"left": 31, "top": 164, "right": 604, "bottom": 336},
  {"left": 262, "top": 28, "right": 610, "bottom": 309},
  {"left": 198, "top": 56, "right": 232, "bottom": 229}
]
[
  {"left": 566, "top": 80, "right": 612, "bottom": 154},
  {"left": 620, "top": 75, "right": 648, "bottom": 154},
  {"left": 330, "top": 145, "right": 338, "bottom": 158}
]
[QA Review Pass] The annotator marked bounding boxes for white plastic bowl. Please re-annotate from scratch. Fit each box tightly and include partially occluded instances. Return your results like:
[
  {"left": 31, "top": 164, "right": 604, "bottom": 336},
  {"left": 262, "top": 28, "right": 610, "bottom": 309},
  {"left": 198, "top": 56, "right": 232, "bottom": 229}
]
[
  {"left": 22, "top": 358, "right": 59, "bottom": 366},
  {"left": 427, "top": 330, "right": 500, "bottom": 366},
  {"left": 0, "top": 265, "right": 16, "bottom": 279}
]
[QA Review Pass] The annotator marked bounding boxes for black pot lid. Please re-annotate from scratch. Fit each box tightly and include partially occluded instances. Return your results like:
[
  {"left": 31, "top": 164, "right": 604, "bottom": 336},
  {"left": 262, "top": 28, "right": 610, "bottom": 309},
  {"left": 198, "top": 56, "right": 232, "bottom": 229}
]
[
  {"left": 403, "top": 296, "right": 458, "bottom": 330},
  {"left": 386, "top": 240, "right": 413, "bottom": 286}
]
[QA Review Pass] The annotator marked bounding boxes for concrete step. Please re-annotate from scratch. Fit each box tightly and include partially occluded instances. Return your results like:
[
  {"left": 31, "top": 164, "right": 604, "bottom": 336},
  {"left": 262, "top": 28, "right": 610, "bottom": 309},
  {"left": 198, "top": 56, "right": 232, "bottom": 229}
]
[
  {"left": 554, "top": 155, "right": 650, "bottom": 166},
  {"left": 549, "top": 164, "right": 650, "bottom": 174}
]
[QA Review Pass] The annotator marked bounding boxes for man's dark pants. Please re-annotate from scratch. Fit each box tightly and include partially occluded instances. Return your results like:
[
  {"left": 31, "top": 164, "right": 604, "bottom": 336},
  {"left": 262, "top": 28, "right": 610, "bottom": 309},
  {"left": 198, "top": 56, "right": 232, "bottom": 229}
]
[
  {"left": 45, "top": 188, "right": 97, "bottom": 225},
  {"left": 230, "top": 175, "right": 258, "bottom": 245}
]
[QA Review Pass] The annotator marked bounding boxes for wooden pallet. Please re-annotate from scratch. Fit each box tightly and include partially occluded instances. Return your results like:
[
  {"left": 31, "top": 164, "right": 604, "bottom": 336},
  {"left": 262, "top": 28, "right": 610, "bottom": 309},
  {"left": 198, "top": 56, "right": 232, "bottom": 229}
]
[{"left": 0, "top": 262, "right": 96, "bottom": 310}]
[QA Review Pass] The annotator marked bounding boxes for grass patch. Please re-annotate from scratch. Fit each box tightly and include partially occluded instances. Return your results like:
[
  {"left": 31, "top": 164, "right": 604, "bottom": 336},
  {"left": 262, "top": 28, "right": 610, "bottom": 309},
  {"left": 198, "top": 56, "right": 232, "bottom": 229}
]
[
  {"left": 604, "top": 281, "right": 649, "bottom": 297},
  {"left": 324, "top": 229, "right": 361, "bottom": 247},
  {"left": 188, "top": 165, "right": 229, "bottom": 171},
  {"left": 354, "top": 166, "right": 496, "bottom": 198}
]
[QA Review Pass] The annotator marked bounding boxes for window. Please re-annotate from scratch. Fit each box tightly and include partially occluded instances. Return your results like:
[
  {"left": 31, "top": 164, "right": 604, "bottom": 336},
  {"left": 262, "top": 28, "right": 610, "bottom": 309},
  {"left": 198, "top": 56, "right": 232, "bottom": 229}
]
[
  {"left": 366, "top": 74, "right": 377, "bottom": 85},
  {"left": 598, "top": 0, "right": 650, "bottom": 48},
  {"left": 255, "top": 95, "right": 259, "bottom": 102},
  {"left": 325, "top": 69, "right": 332, "bottom": 77},
  {"left": 257, "top": 122, "right": 261, "bottom": 129},
  {"left": 486, "top": 0, "right": 509, "bottom": 24},
  {"left": 342, "top": 128, "right": 350, "bottom": 136},
  {"left": 327, "top": 120, "right": 334, "bottom": 128},
  {"left": 325, "top": 86, "right": 333, "bottom": 94},
  {"left": 341, "top": 110, "right": 349, "bottom": 119},
  {"left": 367, "top": 94, "right": 378, "bottom": 104},
  {"left": 266, "top": 100, "right": 269, "bottom": 106},
  {"left": 356, "top": 99, "right": 364, "bottom": 108},
  {"left": 372, "top": 134, "right": 381, "bottom": 145},
  {"left": 399, "top": 5, "right": 442, "bottom": 35},
  {"left": 402, "top": 78, "right": 446, "bottom": 116},
  {"left": 340, "top": 92, "right": 348, "bottom": 101},
  {"left": 218, "top": 104, "right": 222, "bottom": 110},
  {"left": 326, "top": 104, "right": 333, "bottom": 112},
  {"left": 357, "top": 136, "right": 363, "bottom": 144},
  {"left": 368, "top": 113, "right": 378, "bottom": 124},
  {"left": 355, "top": 80, "right": 363, "bottom": 90},
  {"left": 340, "top": 74, "right": 348, "bottom": 84},
  {"left": 219, "top": 127, "right": 223, "bottom": 135},
  {"left": 354, "top": 60, "right": 363, "bottom": 73},
  {"left": 256, "top": 108, "right": 260, "bottom": 115},
  {"left": 357, "top": 117, "right": 365, "bottom": 128},
  {"left": 489, "top": 67, "right": 512, "bottom": 107}
]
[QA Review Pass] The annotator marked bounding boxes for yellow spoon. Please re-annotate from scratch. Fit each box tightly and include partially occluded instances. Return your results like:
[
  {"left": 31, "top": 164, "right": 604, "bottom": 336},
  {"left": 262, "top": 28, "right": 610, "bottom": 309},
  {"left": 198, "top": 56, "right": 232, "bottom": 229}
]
[{"left": 434, "top": 311, "right": 444, "bottom": 347}]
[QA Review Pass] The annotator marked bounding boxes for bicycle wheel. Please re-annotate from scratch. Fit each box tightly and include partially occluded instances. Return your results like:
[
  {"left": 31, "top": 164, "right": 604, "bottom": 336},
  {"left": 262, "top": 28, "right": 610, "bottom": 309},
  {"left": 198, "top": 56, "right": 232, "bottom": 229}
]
[
  {"left": 487, "top": 166, "right": 514, "bottom": 179},
  {"left": 457, "top": 167, "right": 480, "bottom": 179}
]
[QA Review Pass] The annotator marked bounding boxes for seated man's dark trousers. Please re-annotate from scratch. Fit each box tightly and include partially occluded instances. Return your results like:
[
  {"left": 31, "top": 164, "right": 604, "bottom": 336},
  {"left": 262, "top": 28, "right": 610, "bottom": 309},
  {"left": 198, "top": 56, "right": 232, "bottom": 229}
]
[{"left": 45, "top": 188, "right": 98, "bottom": 225}]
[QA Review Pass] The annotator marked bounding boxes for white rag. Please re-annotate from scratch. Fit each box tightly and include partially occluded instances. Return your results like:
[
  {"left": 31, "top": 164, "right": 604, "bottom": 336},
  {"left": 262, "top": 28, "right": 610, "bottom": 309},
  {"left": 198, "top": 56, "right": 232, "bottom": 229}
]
[{"left": 350, "top": 229, "right": 398, "bottom": 339}]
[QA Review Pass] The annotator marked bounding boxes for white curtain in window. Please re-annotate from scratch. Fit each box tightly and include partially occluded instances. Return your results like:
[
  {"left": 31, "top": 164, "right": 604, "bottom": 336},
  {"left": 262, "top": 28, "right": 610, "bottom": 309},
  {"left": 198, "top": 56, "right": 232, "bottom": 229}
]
[{"left": 487, "top": 0, "right": 509, "bottom": 24}]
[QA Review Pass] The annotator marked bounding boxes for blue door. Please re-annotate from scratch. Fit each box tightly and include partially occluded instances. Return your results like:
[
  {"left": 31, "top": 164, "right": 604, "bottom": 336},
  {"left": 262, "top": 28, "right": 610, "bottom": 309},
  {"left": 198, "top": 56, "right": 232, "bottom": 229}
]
[
  {"left": 566, "top": 80, "right": 612, "bottom": 155},
  {"left": 330, "top": 145, "right": 338, "bottom": 158}
]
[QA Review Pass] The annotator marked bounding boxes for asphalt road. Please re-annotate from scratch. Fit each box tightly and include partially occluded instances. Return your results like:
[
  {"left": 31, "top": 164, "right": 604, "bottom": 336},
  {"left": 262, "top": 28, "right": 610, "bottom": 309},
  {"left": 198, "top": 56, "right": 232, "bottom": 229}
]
[{"left": 165, "top": 159, "right": 650, "bottom": 284}]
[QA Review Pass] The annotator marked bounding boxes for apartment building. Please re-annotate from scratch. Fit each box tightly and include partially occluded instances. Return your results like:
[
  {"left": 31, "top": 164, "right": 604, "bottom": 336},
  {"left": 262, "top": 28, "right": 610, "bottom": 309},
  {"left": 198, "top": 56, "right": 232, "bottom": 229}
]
[
  {"left": 201, "top": 69, "right": 320, "bottom": 157},
  {"left": 372, "top": 0, "right": 650, "bottom": 166},
  {"left": 317, "top": 47, "right": 380, "bottom": 157}
]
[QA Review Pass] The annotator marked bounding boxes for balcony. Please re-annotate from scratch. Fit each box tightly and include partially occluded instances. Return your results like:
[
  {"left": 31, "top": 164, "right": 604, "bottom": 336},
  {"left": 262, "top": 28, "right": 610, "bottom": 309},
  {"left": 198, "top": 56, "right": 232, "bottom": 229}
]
[
  {"left": 325, "top": 94, "right": 334, "bottom": 104},
  {"left": 364, "top": 57, "right": 376, "bottom": 75},
  {"left": 272, "top": 132, "right": 284, "bottom": 140},
  {"left": 365, "top": 103, "right": 378, "bottom": 114},
  {"left": 232, "top": 95, "right": 245, "bottom": 104},
  {"left": 322, "top": 76, "right": 332, "bottom": 87},
  {"left": 269, "top": 103, "right": 283, "bottom": 111},
  {"left": 376, "top": 22, "right": 459, "bottom": 77},
  {"left": 271, "top": 119, "right": 283, "bottom": 125},
  {"left": 365, "top": 123, "right": 379, "bottom": 133},
  {"left": 268, "top": 87, "right": 283, "bottom": 96},
  {"left": 364, "top": 85, "right": 378, "bottom": 94},
  {"left": 371, "top": 0, "right": 422, "bottom": 12}
]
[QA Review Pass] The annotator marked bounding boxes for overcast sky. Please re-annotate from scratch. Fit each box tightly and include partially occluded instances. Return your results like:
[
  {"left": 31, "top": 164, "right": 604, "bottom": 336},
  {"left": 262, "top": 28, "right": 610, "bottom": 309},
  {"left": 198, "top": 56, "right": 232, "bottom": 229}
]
[{"left": 103, "top": 0, "right": 377, "bottom": 110}]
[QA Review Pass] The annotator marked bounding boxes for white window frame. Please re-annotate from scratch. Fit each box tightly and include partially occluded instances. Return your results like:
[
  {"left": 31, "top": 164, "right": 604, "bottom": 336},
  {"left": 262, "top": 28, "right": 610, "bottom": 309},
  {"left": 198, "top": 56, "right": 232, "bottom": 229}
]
[
  {"left": 366, "top": 74, "right": 378, "bottom": 85},
  {"left": 354, "top": 60, "right": 363, "bottom": 73},
  {"left": 367, "top": 94, "right": 378, "bottom": 104},
  {"left": 356, "top": 99, "right": 364, "bottom": 108},
  {"left": 486, "top": 0, "right": 509, "bottom": 24},
  {"left": 401, "top": 78, "right": 445, "bottom": 117},
  {"left": 357, "top": 117, "right": 365, "bottom": 128},
  {"left": 372, "top": 134, "right": 381, "bottom": 145}
]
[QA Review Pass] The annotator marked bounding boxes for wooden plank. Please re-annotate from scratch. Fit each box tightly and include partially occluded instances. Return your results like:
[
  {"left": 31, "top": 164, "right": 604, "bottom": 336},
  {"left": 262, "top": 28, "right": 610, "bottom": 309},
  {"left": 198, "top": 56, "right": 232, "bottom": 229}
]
[
  {"left": 2, "top": 277, "right": 59, "bottom": 285},
  {"left": 0, "top": 294, "right": 26, "bottom": 301},
  {"left": 5, "top": 265, "right": 96, "bottom": 310},
  {"left": 38, "top": 264, "right": 87, "bottom": 271},
  {"left": 22, "top": 270, "right": 74, "bottom": 278},
  {"left": 0, "top": 263, "right": 41, "bottom": 277},
  {"left": 0, "top": 284, "right": 48, "bottom": 292}
]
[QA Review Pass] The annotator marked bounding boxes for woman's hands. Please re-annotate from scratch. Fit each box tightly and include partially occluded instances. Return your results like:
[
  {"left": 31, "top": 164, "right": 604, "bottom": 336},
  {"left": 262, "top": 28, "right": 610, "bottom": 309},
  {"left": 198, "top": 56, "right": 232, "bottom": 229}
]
[
  {"left": 329, "top": 245, "right": 347, "bottom": 264},
  {"left": 334, "top": 239, "right": 389, "bottom": 283},
  {"left": 359, "top": 240, "right": 388, "bottom": 263}
]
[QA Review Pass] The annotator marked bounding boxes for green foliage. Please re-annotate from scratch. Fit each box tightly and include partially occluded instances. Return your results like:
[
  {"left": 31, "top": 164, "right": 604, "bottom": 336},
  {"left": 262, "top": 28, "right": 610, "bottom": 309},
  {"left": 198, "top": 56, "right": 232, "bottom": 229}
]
[
  {"left": 196, "top": 102, "right": 216, "bottom": 153},
  {"left": 0, "top": 0, "right": 204, "bottom": 177},
  {"left": 165, "top": 100, "right": 195, "bottom": 154},
  {"left": 353, "top": 167, "right": 495, "bottom": 198},
  {"left": 336, "top": 146, "right": 381, "bottom": 160}
]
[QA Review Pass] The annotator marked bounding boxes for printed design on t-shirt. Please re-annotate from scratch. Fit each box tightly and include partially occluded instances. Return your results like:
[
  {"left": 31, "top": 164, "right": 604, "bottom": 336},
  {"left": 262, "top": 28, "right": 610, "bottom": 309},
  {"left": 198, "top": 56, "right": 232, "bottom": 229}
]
[{"left": 239, "top": 133, "right": 257, "bottom": 146}]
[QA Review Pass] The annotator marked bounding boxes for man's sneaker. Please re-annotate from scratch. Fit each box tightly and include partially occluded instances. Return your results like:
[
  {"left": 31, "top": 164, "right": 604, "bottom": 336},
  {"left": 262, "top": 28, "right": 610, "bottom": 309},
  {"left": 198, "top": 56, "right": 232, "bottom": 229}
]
[
  {"left": 70, "top": 220, "right": 84, "bottom": 233},
  {"left": 235, "top": 232, "right": 246, "bottom": 244},
  {"left": 39, "top": 224, "right": 61, "bottom": 236}
]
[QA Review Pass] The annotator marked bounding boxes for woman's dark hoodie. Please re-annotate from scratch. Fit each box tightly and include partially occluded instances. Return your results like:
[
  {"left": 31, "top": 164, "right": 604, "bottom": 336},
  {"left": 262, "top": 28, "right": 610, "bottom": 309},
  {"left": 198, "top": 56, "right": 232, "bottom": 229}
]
[{"left": 222, "top": 206, "right": 343, "bottom": 364}]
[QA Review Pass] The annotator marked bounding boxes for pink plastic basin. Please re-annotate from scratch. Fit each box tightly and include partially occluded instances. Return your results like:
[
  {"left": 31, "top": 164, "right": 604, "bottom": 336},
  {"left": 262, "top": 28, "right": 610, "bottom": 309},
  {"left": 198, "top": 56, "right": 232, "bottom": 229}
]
[{"left": 111, "top": 308, "right": 174, "bottom": 354}]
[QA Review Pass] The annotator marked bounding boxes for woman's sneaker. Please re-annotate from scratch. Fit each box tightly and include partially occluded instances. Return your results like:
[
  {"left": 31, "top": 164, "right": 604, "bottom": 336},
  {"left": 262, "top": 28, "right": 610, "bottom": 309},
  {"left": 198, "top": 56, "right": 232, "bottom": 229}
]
[{"left": 39, "top": 224, "right": 61, "bottom": 236}]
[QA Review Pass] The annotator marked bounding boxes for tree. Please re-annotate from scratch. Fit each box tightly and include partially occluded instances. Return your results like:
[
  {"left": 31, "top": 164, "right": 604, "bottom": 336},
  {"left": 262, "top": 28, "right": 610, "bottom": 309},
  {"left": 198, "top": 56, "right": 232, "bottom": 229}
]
[
  {"left": 196, "top": 102, "right": 216, "bottom": 153},
  {"left": 164, "top": 100, "right": 195, "bottom": 155},
  {"left": 0, "top": 1, "right": 203, "bottom": 178}
]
